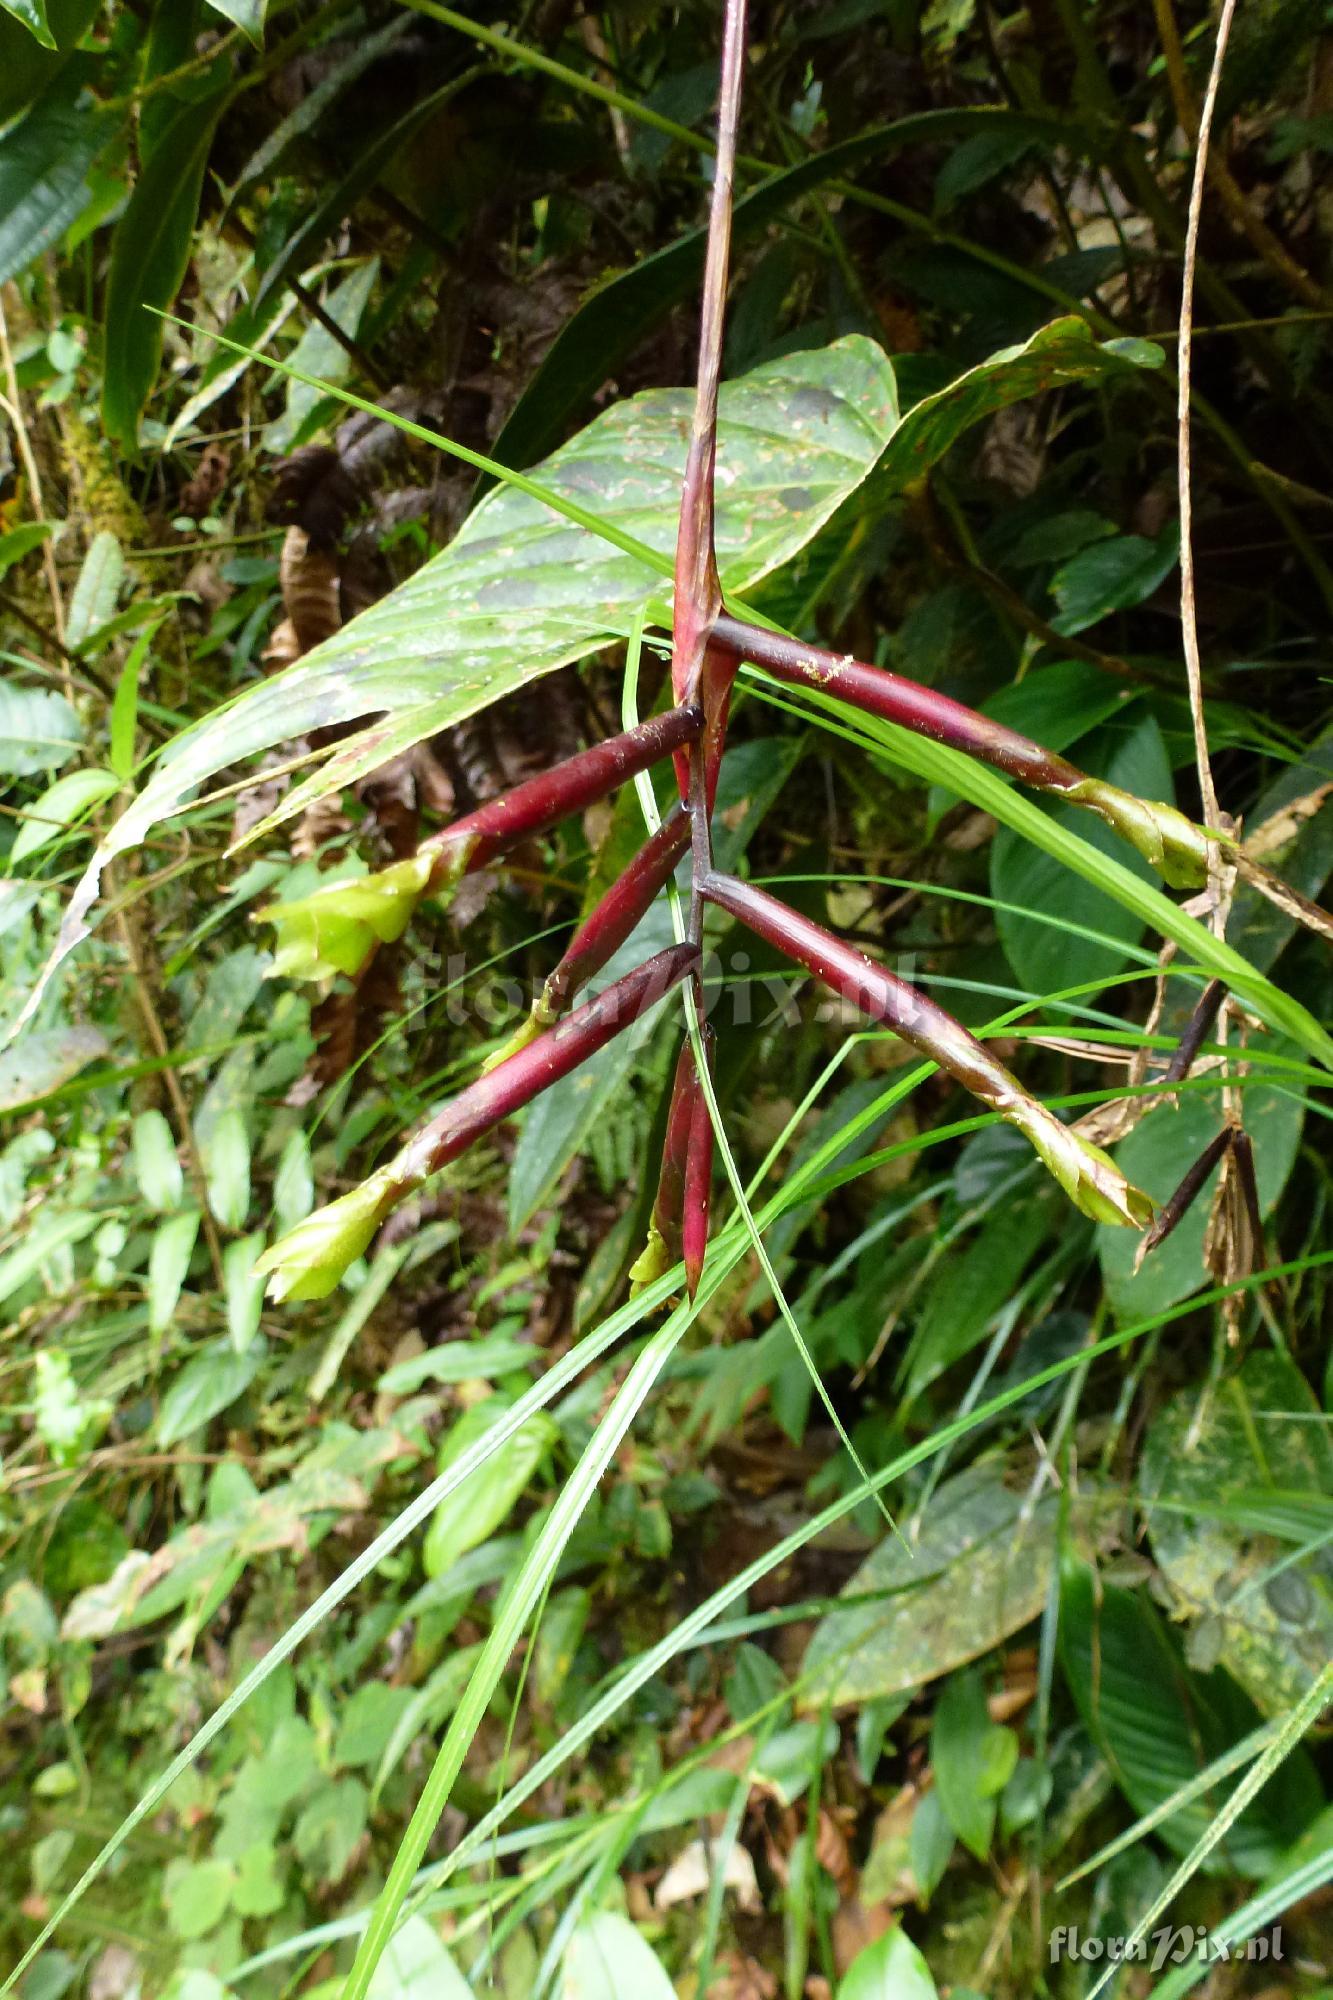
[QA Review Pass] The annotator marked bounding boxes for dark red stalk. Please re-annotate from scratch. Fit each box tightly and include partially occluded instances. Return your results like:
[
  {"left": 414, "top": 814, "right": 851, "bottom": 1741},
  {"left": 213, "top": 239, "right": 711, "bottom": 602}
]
[
  {"left": 673, "top": 0, "right": 748, "bottom": 936},
  {"left": 699, "top": 871, "right": 1152, "bottom": 1226},
  {"left": 423, "top": 704, "right": 702, "bottom": 889},
  {"left": 1161, "top": 976, "right": 1227, "bottom": 1083},
  {"left": 261, "top": 943, "right": 699, "bottom": 1301},
  {"left": 651, "top": 1037, "right": 703, "bottom": 1267},
  {"left": 711, "top": 615, "right": 1084, "bottom": 791},
  {"left": 538, "top": 807, "right": 691, "bottom": 1024},
  {"left": 682, "top": 1024, "right": 715, "bottom": 1299},
  {"left": 701, "top": 870, "right": 1021, "bottom": 1099},
  {"left": 709, "top": 615, "right": 1211, "bottom": 888},
  {"left": 397, "top": 944, "right": 697, "bottom": 1189},
  {"left": 1138, "top": 1124, "right": 1233, "bottom": 1258}
]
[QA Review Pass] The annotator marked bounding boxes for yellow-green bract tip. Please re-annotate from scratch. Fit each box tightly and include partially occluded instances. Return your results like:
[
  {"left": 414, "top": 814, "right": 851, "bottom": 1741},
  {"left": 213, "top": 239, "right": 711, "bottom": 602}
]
[
  {"left": 255, "top": 1169, "right": 401, "bottom": 1302},
  {"left": 260, "top": 853, "right": 434, "bottom": 983}
]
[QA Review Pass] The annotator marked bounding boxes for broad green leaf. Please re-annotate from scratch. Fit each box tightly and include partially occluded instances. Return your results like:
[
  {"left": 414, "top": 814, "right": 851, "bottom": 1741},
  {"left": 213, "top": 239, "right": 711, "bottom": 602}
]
[
  {"left": 11, "top": 767, "right": 119, "bottom": 862},
  {"left": 0, "top": 522, "right": 54, "bottom": 583},
  {"left": 0, "top": 1025, "right": 106, "bottom": 1110},
  {"left": 422, "top": 1404, "right": 556, "bottom": 1579},
  {"left": 149, "top": 1209, "right": 200, "bottom": 1336},
  {"left": 108, "top": 625, "right": 158, "bottom": 782},
  {"left": 562, "top": 1913, "right": 675, "bottom": 2000},
  {"left": 157, "top": 1338, "right": 263, "bottom": 1447},
  {"left": 131, "top": 1109, "right": 183, "bottom": 1214},
  {"left": 202, "top": 0, "right": 266, "bottom": 43},
  {"left": 230, "top": 1843, "right": 283, "bottom": 1920},
  {"left": 224, "top": 1232, "right": 266, "bottom": 1353},
  {"left": 1139, "top": 1353, "right": 1333, "bottom": 1715},
  {"left": 332, "top": 1683, "right": 415, "bottom": 1773},
  {"left": 839, "top": 1927, "right": 939, "bottom": 2000},
  {"left": 1097, "top": 1071, "right": 1304, "bottom": 1321},
  {"left": 801, "top": 1467, "right": 1064, "bottom": 1707},
  {"left": 869, "top": 318, "right": 1160, "bottom": 496},
  {"left": 124, "top": 338, "right": 893, "bottom": 844},
  {"left": 0, "top": 0, "right": 55, "bottom": 47},
  {"left": 102, "top": 85, "right": 230, "bottom": 445},
  {"left": 203, "top": 1106, "right": 251, "bottom": 1230},
  {"left": 65, "top": 529, "right": 121, "bottom": 648},
  {"left": 1058, "top": 1561, "right": 1319, "bottom": 1877},
  {"left": 930, "top": 1670, "right": 998, "bottom": 1860},
  {"left": 163, "top": 1857, "right": 234, "bottom": 1941},
  {"left": 992, "top": 708, "right": 1172, "bottom": 996},
  {"left": 377, "top": 1334, "right": 535, "bottom": 1395},
  {"left": 1050, "top": 522, "right": 1180, "bottom": 634},
  {"left": 272, "top": 1127, "right": 314, "bottom": 1232},
  {"left": 364, "top": 1916, "right": 472, "bottom": 2000},
  {"left": 0, "top": 0, "right": 98, "bottom": 126},
  {"left": 293, "top": 1776, "right": 368, "bottom": 1885},
  {"left": 981, "top": 656, "right": 1132, "bottom": 753}
]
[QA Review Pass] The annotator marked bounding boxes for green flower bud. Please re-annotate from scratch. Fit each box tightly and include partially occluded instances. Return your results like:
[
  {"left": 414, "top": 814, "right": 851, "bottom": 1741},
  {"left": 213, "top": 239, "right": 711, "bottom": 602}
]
[
  {"left": 260, "top": 852, "right": 436, "bottom": 983},
  {"left": 1008, "top": 1098, "right": 1154, "bottom": 1229},
  {"left": 1066, "top": 779, "right": 1214, "bottom": 891},
  {"left": 255, "top": 1167, "right": 403, "bottom": 1302},
  {"left": 628, "top": 1222, "right": 672, "bottom": 1294}
]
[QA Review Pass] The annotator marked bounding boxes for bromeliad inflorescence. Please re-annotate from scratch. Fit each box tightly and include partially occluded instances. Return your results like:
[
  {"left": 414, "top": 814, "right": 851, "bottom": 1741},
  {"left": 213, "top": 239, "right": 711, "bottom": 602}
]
[{"left": 255, "top": 0, "right": 1200, "bottom": 1306}]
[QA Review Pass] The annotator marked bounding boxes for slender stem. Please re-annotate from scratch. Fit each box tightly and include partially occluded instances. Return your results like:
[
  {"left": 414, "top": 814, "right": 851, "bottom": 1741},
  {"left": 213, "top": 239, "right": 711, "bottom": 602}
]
[
  {"left": 682, "top": 1023, "right": 715, "bottom": 1299},
  {"left": 675, "top": 0, "right": 747, "bottom": 940},
  {"left": 712, "top": 614, "right": 1083, "bottom": 791},
  {"left": 1139, "top": 1126, "right": 1232, "bottom": 1259},
  {"left": 699, "top": 872, "right": 1150, "bottom": 1225},
  {"left": 538, "top": 807, "right": 690, "bottom": 1022},
  {"left": 424, "top": 705, "right": 702, "bottom": 887},
  {"left": 396, "top": 945, "right": 697, "bottom": 1190},
  {"left": 1176, "top": 0, "right": 1235, "bottom": 866}
]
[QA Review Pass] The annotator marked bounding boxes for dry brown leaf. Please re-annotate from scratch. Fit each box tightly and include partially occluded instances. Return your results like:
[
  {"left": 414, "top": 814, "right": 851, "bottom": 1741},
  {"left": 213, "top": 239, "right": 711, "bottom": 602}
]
[{"left": 280, "top": 525, "right": 342, "bottom": 653}]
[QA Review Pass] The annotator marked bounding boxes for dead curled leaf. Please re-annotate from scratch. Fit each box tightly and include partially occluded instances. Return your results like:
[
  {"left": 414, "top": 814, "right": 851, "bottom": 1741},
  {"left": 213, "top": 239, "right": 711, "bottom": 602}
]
[{"left": 655, "top": 1835, "right": 762, "bottom": 1914}]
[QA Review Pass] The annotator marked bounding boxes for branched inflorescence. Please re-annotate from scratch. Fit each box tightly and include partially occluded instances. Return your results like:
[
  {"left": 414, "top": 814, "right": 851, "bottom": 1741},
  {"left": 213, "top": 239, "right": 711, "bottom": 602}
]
[{"left": 255, "top": 0, "right": 1193, "bottom": 1308}]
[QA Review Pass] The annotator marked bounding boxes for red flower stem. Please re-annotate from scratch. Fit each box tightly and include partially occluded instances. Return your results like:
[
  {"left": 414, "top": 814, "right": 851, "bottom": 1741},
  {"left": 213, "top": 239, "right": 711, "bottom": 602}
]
[
  {"left": 672, "top": 0, "right": 746, "bottom": 714},
  {"left": 539, "top": 807, "right": 691, "bottom": 1023},
  {"left": 422, "top": 704, "right": 703, "bottom": 887},
  {"left": 395, "top": 944, "right": 698, "bottom": 1191},
  {"left": 652, "top": 1037, "right": 702, "bottom": 1264},
  {"left": 674, "top": 0, "right": 748, "bottom": 936},
  {"left": 700, "top": 870, "right": 1045, "bottom": 1115},
  {"left": 682, "top": 1023, "right": 716, "bottom": 1299},
  {"left": 710, "top": 614, "right": 1087, "bottom": 794}
]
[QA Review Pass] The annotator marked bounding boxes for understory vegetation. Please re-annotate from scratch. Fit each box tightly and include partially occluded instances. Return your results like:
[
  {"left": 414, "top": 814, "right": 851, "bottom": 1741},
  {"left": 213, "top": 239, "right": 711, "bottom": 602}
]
[{"left": 0, "top": 1, "right": 1331, "bottom": 1996}]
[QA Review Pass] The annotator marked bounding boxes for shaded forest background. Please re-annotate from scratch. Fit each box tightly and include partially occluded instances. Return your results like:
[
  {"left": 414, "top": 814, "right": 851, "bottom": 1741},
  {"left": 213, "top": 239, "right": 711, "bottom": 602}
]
[{"left": 0, "top": 2, "right": 1331, "bottom": 1997}]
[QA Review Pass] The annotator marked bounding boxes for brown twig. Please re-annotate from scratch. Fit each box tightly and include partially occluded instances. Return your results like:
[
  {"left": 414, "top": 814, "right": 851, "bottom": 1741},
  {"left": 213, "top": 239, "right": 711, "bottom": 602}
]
[
  {"left": 0, "top": 295, "right": 69, "bottom": 690},
  {"left": 1153, "top": 0, "right": 1333, "bottom": 317}
]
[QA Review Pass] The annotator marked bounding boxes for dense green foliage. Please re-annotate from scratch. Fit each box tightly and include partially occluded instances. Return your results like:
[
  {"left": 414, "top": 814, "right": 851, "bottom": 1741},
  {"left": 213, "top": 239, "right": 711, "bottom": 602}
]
[{"left": 0, "top": 2, "right": 1331, "bottom": 1997}]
